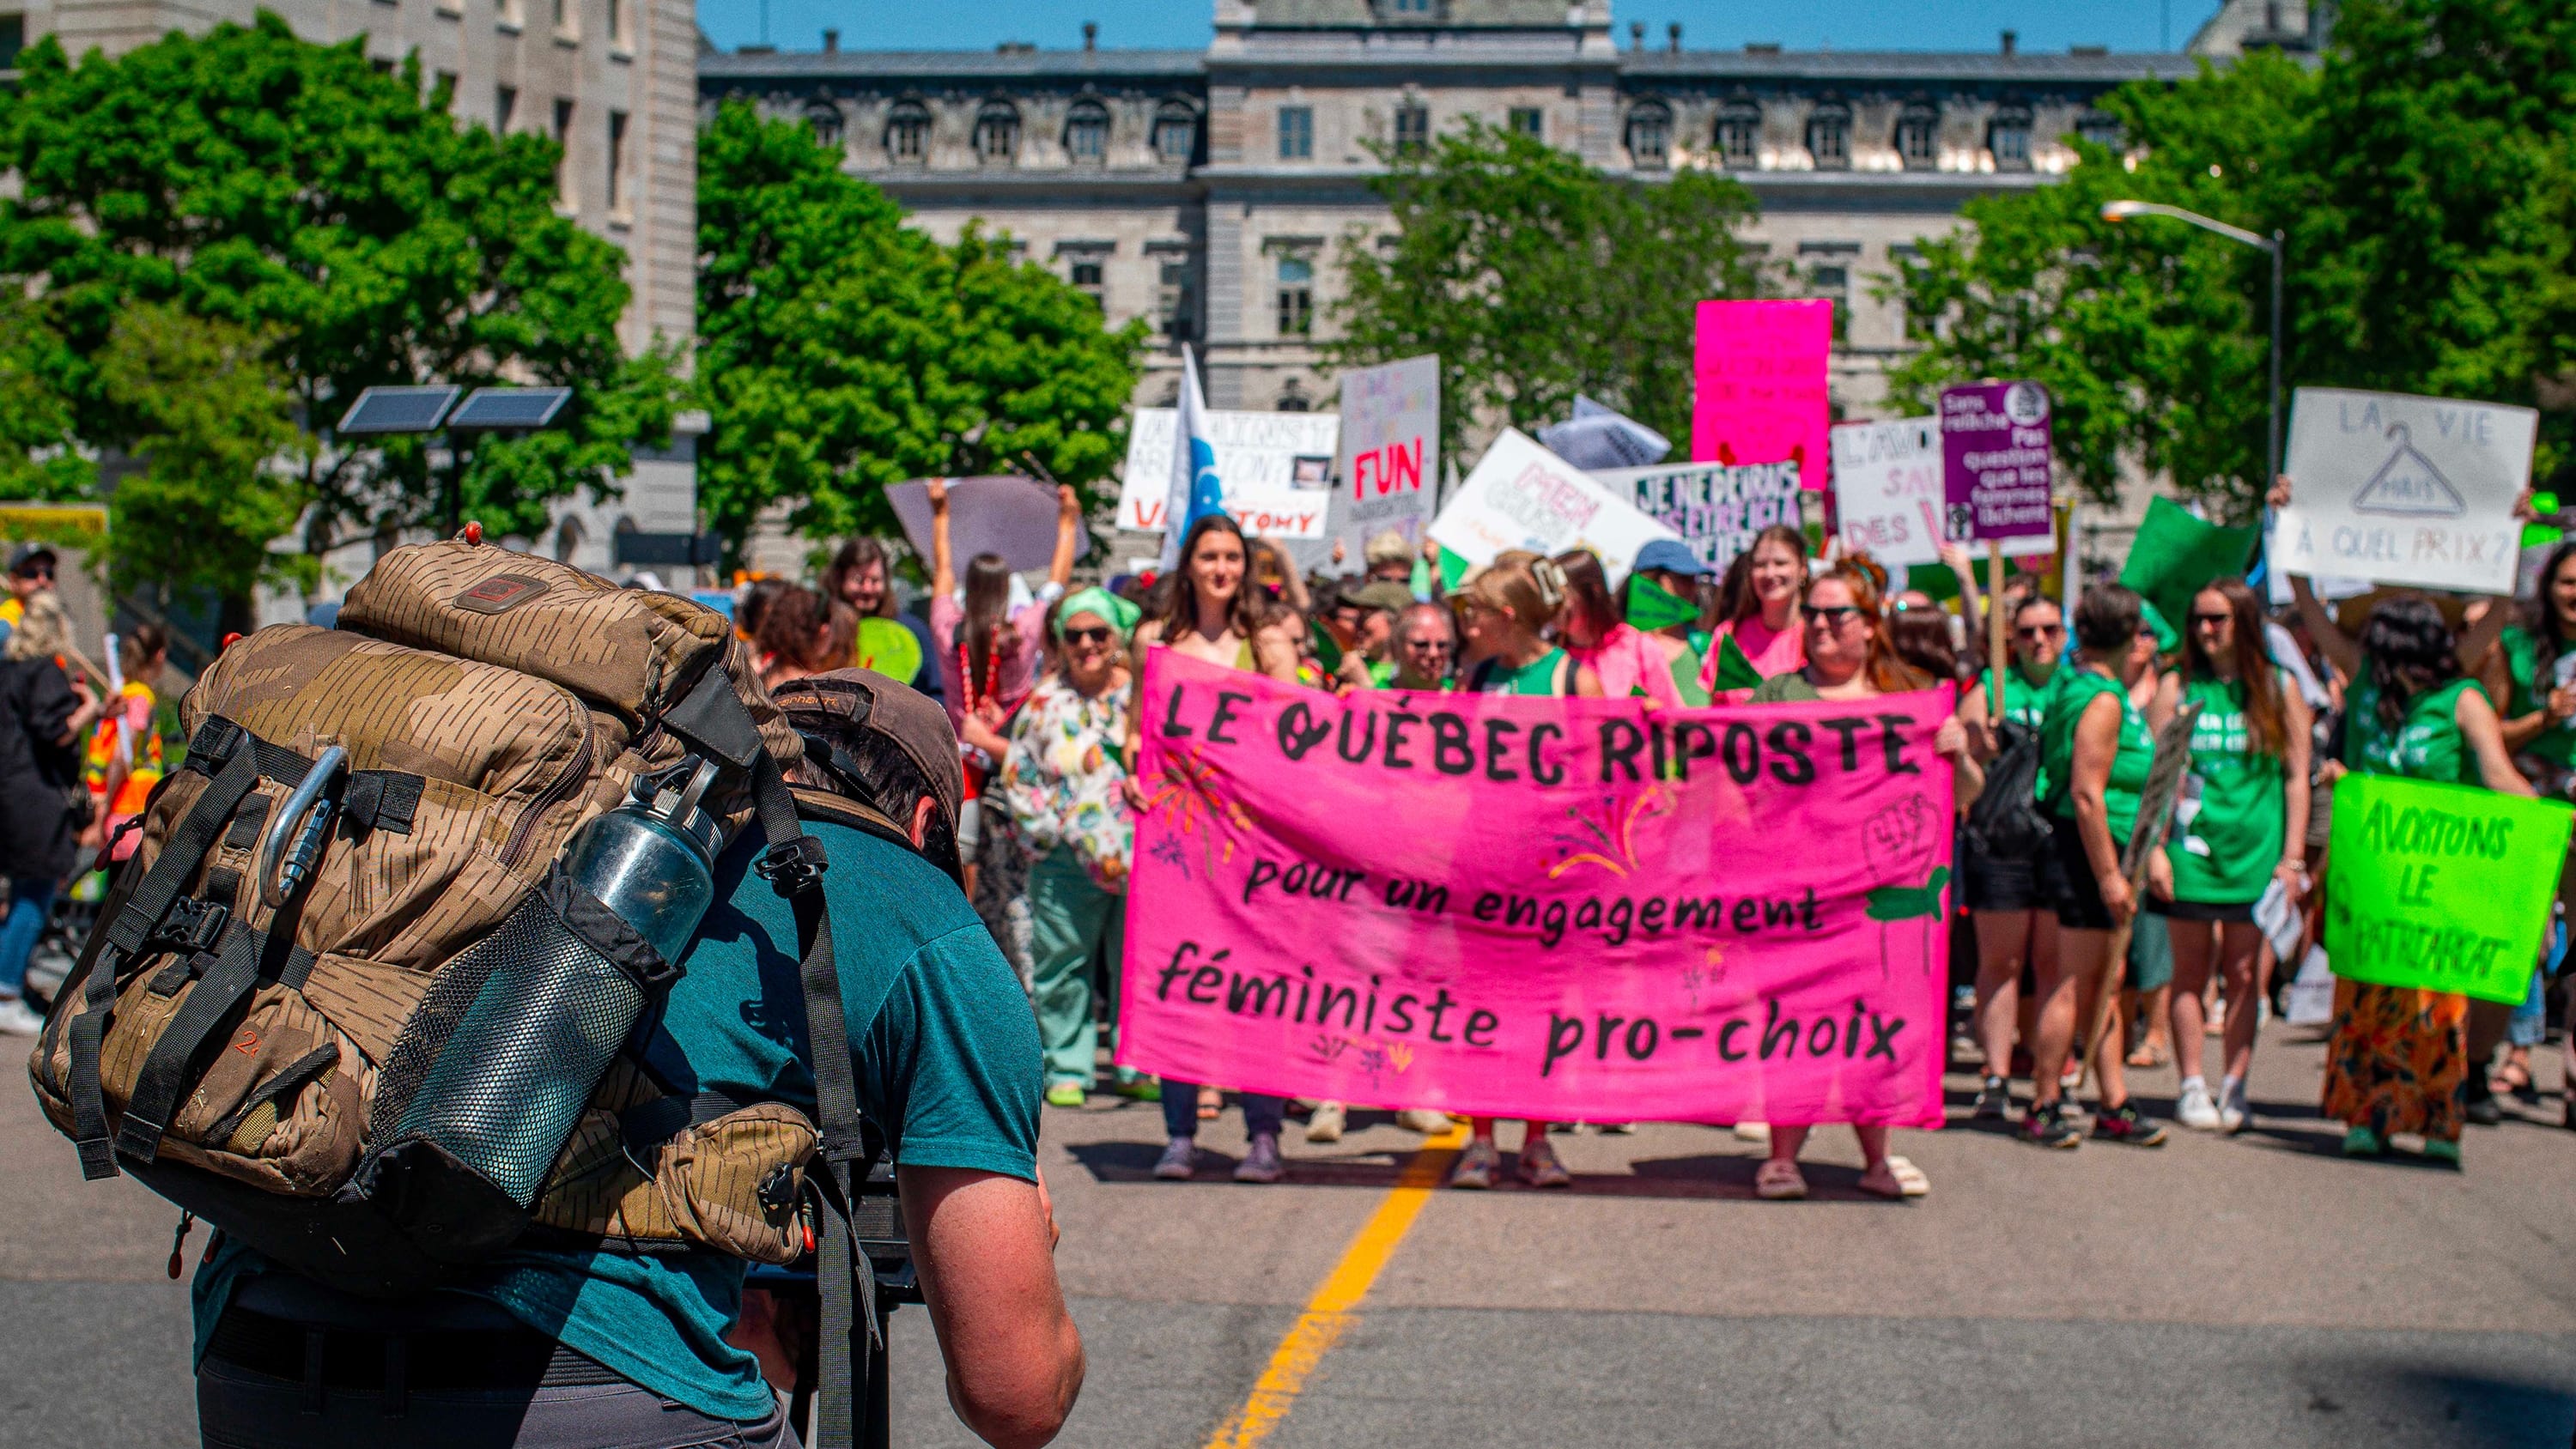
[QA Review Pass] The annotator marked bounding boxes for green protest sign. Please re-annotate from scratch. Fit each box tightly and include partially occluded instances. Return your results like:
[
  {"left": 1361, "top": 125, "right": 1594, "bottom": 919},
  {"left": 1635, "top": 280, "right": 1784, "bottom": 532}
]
[
  {"left": 1625, "top": 575, "right": 1699, "bottom": 632},
  {"left": 1707, "top": 634, "right": 1764, "bottom": 693},
  {"left": 2117, "top": 494, "right": 2259, "bottom": 634},
  {"left": 2324, "top": 774, "right": 2573, "bottom": 1004}
]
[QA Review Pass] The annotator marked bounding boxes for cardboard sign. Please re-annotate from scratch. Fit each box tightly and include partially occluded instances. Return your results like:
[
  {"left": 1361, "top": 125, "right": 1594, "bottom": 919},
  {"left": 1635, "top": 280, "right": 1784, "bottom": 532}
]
[
  {"left": 1118, "top": 651, "right": 1957, "bottom": 1125},
  {"left": 1540, "top": 395, "right": 1672, "bottom": 472},
  {"left": 1594, "top": 460, "right": 1803, "bottom": 577},
  {"left": 1118, "top": 408, "right": 1340, "bottom": 540},
  {"left": 1940, "top": 382, "right": 2056, "bottom": 543},
  {"left": 1327, "top": 355, "right": 1440, "bottom": 561},
  {"left": 2324, "top": 774, "right": 2570, "bottom": 1003},
  {"left": 2273, "top": 388, "right": 2536, "bottom": 595},
  {"left": 1692, "top": 300, "right": 1832, "bottom": 485},
  {"left": 886, "top": 476, "right": 1086, "bottom": 575},
  {"left": 1427, "top": 428, "right": 1680, "bottom": 576}
]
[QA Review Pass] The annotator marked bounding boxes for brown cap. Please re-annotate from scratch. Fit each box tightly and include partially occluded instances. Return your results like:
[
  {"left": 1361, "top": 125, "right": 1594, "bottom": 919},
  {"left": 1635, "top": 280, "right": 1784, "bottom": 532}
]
[{"left": 768, "top": 670, "right": 963, "bottom": 834}]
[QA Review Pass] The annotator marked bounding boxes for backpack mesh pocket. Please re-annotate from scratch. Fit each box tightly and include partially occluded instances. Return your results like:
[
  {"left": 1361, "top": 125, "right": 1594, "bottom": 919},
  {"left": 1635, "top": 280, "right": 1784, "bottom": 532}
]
[{"left": 362, "top": 871, "right": 662, "bottom": 1219}]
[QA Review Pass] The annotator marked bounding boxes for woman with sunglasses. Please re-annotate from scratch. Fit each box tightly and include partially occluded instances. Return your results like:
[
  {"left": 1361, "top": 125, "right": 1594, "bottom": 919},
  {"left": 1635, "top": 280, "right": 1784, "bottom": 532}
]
[
  {"left": 2143, "top": 579, "right": 2311, "bottom": 1133},
  {"left": 1005, "top": 590, "right": 1149, "bottom": 1110},
  {"left": 1745, "top": 561, "right": 1982, "bottom": 1198},
  {"left": 1954, "top": 591, "right": 2068, "bottom": 1121},
  {"left": 1445, "top": 553, "right": 1603, "bottom": 1189},
  {"left": 1126, "top": 512, "right": 1303, "bottom": 1182},
  {"left": 2022, "top": 585, "right": 2169, "bottom": 1151}
]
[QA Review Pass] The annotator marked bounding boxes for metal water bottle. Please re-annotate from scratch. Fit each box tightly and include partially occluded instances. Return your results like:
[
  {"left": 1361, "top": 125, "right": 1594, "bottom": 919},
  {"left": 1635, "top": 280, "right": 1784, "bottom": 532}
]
[{"left": 562, "top": 757, "right": 722, "bottom": 963}]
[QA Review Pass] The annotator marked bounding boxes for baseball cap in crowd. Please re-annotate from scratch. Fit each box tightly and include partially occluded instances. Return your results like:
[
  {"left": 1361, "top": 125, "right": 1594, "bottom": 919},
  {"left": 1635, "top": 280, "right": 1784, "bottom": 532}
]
[
  {"left": 1631, "top": 540, "right": 1710, "bottom": 579},
  {"left": 1364, "top": 530, "right": 1413, "bottom": 567},
  {"left": 1349, "top": 580, "right": 1418, "bottom": 615},
  {"left": 9, "top": 542, "right": 58, "bottom": 578},
  {"left": 768, "top": 669, "right": 963, "bottom": 836}
]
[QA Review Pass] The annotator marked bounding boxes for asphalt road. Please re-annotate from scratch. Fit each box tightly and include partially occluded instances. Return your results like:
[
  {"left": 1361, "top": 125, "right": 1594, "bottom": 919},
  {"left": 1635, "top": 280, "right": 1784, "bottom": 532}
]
[{"left": 6, "top": 1022, "right": 2573, "bottom": 1447}]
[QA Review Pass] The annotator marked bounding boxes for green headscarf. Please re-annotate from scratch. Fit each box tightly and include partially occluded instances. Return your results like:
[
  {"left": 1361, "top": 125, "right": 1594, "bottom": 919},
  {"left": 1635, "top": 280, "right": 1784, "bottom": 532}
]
[{"left": 1055, "top": 585, "right": 1140, "bottom": 641}]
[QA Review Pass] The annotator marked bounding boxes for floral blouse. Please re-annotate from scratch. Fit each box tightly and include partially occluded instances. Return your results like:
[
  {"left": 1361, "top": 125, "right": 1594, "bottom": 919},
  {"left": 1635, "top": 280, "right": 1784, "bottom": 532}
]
[{"left": 999, "top": 671, "right": 1134, "bottom": 888}]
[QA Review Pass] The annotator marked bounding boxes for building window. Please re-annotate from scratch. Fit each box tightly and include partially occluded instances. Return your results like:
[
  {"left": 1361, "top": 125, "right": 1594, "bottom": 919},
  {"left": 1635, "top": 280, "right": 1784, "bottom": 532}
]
[
  {"left": 1989, "top": 107, "right": 2032, "bottom": 170},
  {"left": 605, "top": 0, "right": 621, "bottom": 45},
  {"left": 497, "top": 0, "right": 522, "bottom": 29},
  {"left": 1394, "top": 102, "right": 1430, "bottom": 156},
  {"left": 1152, "top": 103, "right": 1196, "bottom": 164},
  {"left": 1716, "top": 100, "right": 1760, "bottom": 167},
  {"left": 807, "top": 104, "right": 843, "bottom": 151},
  {"left": 1800, "top": 242, "right": 1858, "bottom": 312},
  {"left": 553, "top": 98, "right": 575, "bottom": 207},
  {"left": 495, "top": 83, "right": 516, "bottom": 131},
  {"left": 1895, "top": 102, "right": 1938, "bottom": 171},
  {"left": 606, "top": 109, "right": 630, "bottom": 215},
  {"left": 1508, "top": 106, "right": 1542, "bottom": 139},
  {"left": 0, "top": 15, "right": 24, "bottom": 69},
  {"left": 1275, "top": 255, "right": 1314, "bottom": 336},
  {"left": 1279, "top": 106, "right": 1313, "bottom": 160},
  {"left": 1069, "top": 258, "right": 1104, "bottom": 307},
  {"left": 1065, "top": 100, "right": 1109, "bottom": 162},
  {"left": 2075, "top": 110, "right": 2122, "bottom": 149},
  {"left": 432, "top": 70, "right": 458, "bottom": 109},
  {"left": 1157, "top": 258, "right": 1196, "bottom": 342},
  {"left": 550, "top": 0, "right": 571, "bottom": 37},
  {"left": 1382, "top": 0, "right": 1432, "bottom": 13},
  {"left": 974, "top": 101, "right": 1019, "bottom": 163},
  {"left": 885, "top": 101, "right": 929, "bottom": 163},
  {"left": 1806, "top": 103, "right": 1850, "bottom": 169},
  {"left": 1626, "top": 100, "right": 1670, "bottom": 169},
  {"left": 1277, "top": 380, "right": 1312, "bottom": 412}
]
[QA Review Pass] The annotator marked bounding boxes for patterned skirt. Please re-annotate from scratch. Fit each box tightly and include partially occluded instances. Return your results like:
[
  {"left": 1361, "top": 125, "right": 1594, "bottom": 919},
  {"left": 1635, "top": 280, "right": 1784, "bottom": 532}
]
[{"left": 2320, "top": 979, "right": 2467, "bottom": 1143}]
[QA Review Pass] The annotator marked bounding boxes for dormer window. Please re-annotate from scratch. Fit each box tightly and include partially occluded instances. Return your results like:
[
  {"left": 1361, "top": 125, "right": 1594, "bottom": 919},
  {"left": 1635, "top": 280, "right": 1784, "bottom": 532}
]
[
  {"left": 1806, "top": 102, "right": 1850, "bottom": 170},
  {"left": 1065, "top": 100, "right": 1109, "bottom": 163},
  {"left": 1716, "top": 100, "right": 1761, "bottom": 168},
  {"left": 1627, "top": 100, "right": 1672, "bottom": 170},
  {"left": 1895, "top": 101, "right": 1938, "bottom": 170},
  {"left": 973, "top": 101, "right": 1019, "bottom": 163}
]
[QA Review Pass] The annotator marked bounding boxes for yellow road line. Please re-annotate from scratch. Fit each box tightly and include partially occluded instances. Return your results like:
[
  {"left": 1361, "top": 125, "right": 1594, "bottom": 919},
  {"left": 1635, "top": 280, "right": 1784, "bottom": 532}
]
[{"left": 1201, "top": 1125, "right": 1467, "bottom": 1449}]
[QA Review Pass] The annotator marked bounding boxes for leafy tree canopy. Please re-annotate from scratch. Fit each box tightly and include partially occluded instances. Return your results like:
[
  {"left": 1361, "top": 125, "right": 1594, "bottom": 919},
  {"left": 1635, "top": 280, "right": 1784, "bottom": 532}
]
[
  {"left": 0, "top": 12, "right": 682, "bottom": 582},
  {"left": 1887, "top": 0, "right": 2576, "bottom": 516},
  {"left": 696, "top": 101, "right": 1145, "bottom": 554},
  {"left": 1328, "top": 118, "right": 1771, "bottom": 462}
]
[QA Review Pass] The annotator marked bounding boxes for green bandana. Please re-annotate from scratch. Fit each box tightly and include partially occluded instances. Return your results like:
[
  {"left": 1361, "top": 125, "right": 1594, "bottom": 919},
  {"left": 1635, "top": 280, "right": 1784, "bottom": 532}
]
[{"left": 1055, "top": 585, "right": 1140, "bottom": 641}]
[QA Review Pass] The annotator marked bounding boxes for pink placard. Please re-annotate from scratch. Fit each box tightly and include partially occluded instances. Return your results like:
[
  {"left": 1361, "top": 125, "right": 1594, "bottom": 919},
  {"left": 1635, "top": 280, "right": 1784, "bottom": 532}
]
[
  {"left": 1692, "top": 299, "right": 1834, "bottom": 488},
  {"left": 1115, "top": 650, "right": 1955, "bottom": 1127}
]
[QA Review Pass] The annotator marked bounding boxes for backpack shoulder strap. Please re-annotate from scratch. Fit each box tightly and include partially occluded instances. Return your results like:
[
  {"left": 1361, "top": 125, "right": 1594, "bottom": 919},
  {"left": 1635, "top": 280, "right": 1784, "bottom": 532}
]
[{"left": 1552, "top": 652, "right": 1573, "bottom": 696}]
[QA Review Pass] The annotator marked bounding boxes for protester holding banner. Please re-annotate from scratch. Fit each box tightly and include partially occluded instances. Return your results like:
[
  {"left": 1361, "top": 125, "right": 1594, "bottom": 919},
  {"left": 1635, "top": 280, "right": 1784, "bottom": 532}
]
[
  {"left": 1126, "top": 512, "right": 1303, "bottom": 1182},
  {"left": 823, "top": 536, "right": 941, "bottom": 700},
  {"left": 1956, "top": 591, "right": 2067, "bottom": 1121},
  {"left": 1004, "top": 588, "right": 1146, "bottom": 1108},
  {"left": 1443, "top": 553, "right": 1602, "bottom": 1189},
  {"left": 1741, "top": 561, "right": 1978, "bottom": 1198},
  {"left": 2145, "top": 579, "right": 2312, "bottom": 1133},
  {"left": 1700, "top": 524, "right": 1809, "bottom": 701},
  {"left": 2021, "top": 585, "right": 2169, "bottom": 1150},
  {"left": 1553, "top": 549, "right": 1686, "bottom": 706}
]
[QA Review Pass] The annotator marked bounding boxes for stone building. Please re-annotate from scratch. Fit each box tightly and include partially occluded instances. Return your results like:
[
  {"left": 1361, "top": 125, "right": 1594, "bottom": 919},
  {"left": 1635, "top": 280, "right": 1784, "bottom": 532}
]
[{"left": 701, "top": 1, "right": 2234, "bottom": 429}]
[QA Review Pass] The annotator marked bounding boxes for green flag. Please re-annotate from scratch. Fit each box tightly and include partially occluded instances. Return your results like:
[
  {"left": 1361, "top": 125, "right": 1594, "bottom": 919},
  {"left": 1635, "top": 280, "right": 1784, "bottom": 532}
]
[
  {"left": 2118, "top": 495, "right": 2259, "bottom": 632},
  {"left": 1708, "top": 634, "right": 1764, "bottom": 693},
  {"left": 1307, "top": 615, "right": 1344, "bottom": 674},
  {"left": 1625, "top": 575, "right": 1700, "bottom": 632},
  {"left": 1668, "top": 646, "right": 1711, "bottom": 706},
  {"left": 1437, "top": 545, "right": 1471, "bottom": 591}
]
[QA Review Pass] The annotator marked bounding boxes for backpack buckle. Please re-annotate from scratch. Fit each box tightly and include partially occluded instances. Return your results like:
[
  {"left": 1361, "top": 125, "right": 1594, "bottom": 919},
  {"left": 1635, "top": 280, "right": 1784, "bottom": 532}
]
[
  {"left": 148, "top": 898, "right": 231, "bottom": 957},
  {"left": 755, "top": 834, "right": 829, "bottom": 898}
]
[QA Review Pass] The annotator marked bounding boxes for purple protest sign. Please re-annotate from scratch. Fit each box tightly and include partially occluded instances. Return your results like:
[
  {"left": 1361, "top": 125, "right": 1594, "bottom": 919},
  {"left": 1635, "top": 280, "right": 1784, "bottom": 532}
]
[{"left": 1938, "top": 382, "right": 2055, "bottom": 543}]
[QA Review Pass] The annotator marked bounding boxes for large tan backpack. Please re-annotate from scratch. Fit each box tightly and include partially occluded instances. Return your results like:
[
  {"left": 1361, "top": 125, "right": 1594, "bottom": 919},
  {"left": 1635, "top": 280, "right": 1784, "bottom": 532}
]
[{"left": 26, "top": 537, "right": 886, "bottom": 1355}]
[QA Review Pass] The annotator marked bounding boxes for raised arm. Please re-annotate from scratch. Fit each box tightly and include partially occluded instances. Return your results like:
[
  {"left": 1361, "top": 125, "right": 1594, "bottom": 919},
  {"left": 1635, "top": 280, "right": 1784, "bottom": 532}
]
[
  {"left": 2457, "top": 687, "right": 2537, "bottom": 798},
  {"left": 2270, "top": 476, "right": 2362, "bottom": 680},
  {"left": 2455, "top": 597, "right": 2511, "bottom": 676},
  {"left": 1047, "top": 485, "right": 1080, "bottom": 590},
  {"left": 1938, "top": 541, "right": 1986, "bottom": 646},
  {"left": 928, "top": 478, "right": 957, "bottom": 600}
]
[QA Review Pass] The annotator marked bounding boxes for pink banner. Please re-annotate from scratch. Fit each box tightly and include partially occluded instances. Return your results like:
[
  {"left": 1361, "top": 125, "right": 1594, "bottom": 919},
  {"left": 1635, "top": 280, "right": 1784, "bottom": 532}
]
[
  {"left": 1692, "top": 299, "right": 1833, "bottom": 488},
  {"left": 1115, "top": 651, "right": 1956, "bottom": 1127}
]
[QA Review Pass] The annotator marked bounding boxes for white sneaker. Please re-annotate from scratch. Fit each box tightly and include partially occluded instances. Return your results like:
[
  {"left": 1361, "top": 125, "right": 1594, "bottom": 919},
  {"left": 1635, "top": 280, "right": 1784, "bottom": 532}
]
[
  {"left": 0, "top": 997, "right": 46, "bottom": 1035},
  {"left": 2176, "top": 1079, "right": 2221, "bottom": 1131},
  {"left": 2218, "top": 1076, "right": 2249, "bottom": 1133},
  {"left": 1733, "top": 1121, "right": 1771, "bottom": 1144},
  {"left": 1394, "top": 1108, "right": 1455, "bottom": 1134},
  {"left": 1303, "top": 1101, "right": 1346, "bottom": 1144}
]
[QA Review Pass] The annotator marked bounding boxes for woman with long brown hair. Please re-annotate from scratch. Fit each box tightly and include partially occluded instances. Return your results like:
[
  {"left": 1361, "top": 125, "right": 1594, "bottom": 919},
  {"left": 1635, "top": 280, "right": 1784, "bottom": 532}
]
[
  {"left": 2144, "top": 578, "right": 2312, "bottom": 1133},
  {"left": 1745, "top": 561, "right": 1980, "bottom": 1198},
  {"left": 1124, "top": 510, "right": 1303, "bottom": 1183},
  {"left": 1699, "top": 523, "right": 1808, "bottom": 701},
  {"left": 1551, "top": 548, "right": 1685, "bottom": 705}
]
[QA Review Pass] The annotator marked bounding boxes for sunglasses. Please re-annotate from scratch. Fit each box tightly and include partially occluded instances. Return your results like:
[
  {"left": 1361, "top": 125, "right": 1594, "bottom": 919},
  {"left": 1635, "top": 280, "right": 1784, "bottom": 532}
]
[
  {"left": 1062, "top": 626, "right": 1115, "bottom": 646},
  {"left": 14, "top": 566, "right": 52, "bottom": 581},
  {"left": 1404, "top": 637, "right": 1454, "bottom": 652},
  {"left": 2190, "top": 612, "right": 2233, "bottom": 627},
  {"left": 1807, "top": 605, "right": 1863, "bottom": 627},
  {"left": 2014, "top": 624, "right": 2066, "bottom": 640}
]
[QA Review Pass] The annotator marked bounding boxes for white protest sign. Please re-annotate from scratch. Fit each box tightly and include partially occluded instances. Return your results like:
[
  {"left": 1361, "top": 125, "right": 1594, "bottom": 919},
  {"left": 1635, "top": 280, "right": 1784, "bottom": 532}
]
[
  {"left": 1832, "top": 418, "right": 2057, "bottom": 568},
  {"left": 1118, "top": 408, "right": 1341, "bottom": 540},
  {"left": 1327, "top": 355, "right": 1439, "bottom": 560},
  {"left": 1428, "top": 427, "right": 1680, "bottom": 575},
  {"left": 1591, "top": 459, "right": 1801, "bottom": 577},
  {"left": 2274, "top": 388, "right": 2535, "bottom": 594}
]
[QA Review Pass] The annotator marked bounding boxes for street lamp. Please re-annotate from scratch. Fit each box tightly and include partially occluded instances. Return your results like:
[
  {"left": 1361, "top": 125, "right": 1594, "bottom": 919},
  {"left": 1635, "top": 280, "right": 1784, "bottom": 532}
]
[{"left": 2100, "top": 199, "right": 2287, "bottom": 482}]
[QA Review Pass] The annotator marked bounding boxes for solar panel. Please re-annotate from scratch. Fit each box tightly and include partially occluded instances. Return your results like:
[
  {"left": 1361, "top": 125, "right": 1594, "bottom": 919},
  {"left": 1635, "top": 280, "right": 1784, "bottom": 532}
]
[
  {"left": 336, "top": 386, "right": 460, "bottom": 435},
  {"left": 448, "top": 387, "right": 572, "bottom": 430}
]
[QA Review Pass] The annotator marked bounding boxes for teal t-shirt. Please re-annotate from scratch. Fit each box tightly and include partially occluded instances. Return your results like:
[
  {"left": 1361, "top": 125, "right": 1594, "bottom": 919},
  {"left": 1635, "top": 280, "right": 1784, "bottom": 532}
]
[{"left": 189, "top": 821, "right": 1043, "bottom": 1421}]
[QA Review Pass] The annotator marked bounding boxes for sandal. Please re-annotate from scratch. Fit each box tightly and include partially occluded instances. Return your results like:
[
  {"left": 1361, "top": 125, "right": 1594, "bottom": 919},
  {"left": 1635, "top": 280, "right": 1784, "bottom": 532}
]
[
  {"left": 2493, "top": 1059, "right": 2536, "bottom": 1100},
  {"left": 2125, "top": 1040, "right": 2170, "bottom": 1070},
  {"left": 1197, "top": 1086, "right": 1222, "bottom": 1121},
  {"left": 1754, "top": 1158, "right": 1807, "bottom": 1200},
  {"left": 1860, "top": 1155, "right": 1930, "bottom": 1198}
]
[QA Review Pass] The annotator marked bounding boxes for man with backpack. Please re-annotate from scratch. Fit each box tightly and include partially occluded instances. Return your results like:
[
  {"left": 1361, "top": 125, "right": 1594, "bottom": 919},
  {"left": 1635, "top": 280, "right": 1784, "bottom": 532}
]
[{"left": 32, "top": 539, "right": 1079, "bottom": 1449}]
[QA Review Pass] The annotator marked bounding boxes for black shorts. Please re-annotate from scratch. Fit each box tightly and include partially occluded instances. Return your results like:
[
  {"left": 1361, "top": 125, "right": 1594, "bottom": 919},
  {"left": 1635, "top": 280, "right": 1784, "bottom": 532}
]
[
  {"left": 1960, "top": 827, "right": 2046, "bottom": 914},
  {"left": 2046, "top": 814, "right": 2116, "bottom": 932},
  {"left": 2146, "top": 896, "right": 2257, "bottom": 925}
]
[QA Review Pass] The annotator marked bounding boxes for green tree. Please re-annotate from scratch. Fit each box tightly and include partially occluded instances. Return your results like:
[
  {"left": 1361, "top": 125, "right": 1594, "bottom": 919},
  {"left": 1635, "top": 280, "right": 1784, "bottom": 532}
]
[
  {"left": 1328, "top": 118, "right": 1771, "bottom": 461},
  {"left": 696, "top": 101, "right": 1145, "bottom": 553},
  {"left": 0, "top": 295, "right": 93, "bottom": 502},
  {"left": 0, "top": 13, "right": 682, "bottom": 565},
  {"left": 97, "top": 305, "right": 311, "bottom": 617}
]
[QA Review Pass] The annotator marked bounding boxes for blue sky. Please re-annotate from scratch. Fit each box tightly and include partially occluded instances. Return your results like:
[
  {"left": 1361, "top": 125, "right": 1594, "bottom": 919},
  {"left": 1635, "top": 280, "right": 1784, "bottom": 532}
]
[{"left": 698, "top": 1, "right": 2231, "bottom": 56}]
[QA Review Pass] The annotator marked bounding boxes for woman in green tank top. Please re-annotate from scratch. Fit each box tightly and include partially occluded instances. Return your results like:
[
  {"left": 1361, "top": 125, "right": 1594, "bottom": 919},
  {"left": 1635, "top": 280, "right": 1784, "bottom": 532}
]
[
  {"left": 2494, "top": 541, "right": 2576, "bottom": 792},
  {"left": 1444, "top": 553, "right": 1601, "bottom": 1191},
  {"left": 2142, "top": 580, "right": 2312, "bottom": 1133},
  {"left": 2287, "top": 584, "right": 2534, "bottom": 1163}
]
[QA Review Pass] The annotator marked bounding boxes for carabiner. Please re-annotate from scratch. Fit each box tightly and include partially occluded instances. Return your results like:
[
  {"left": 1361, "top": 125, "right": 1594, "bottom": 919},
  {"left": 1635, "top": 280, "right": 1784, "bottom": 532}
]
[{"left": 258, "top": 745, "right": 350, "bottom": 910}]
